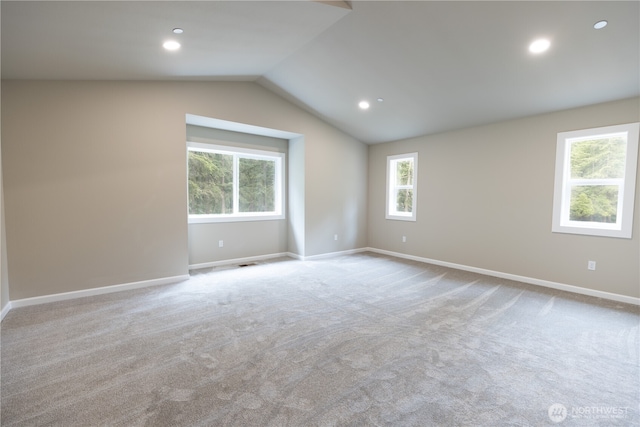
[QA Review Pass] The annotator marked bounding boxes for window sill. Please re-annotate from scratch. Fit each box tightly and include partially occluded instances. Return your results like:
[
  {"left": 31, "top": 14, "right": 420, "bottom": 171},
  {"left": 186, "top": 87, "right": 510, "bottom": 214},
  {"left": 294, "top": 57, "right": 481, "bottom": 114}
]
[
  {"left": 189, "top": 214, "right": 285, "bottom": 224},
  {"left": 552, "top": 223, "right": 631, "bottom": 239},
  {"left": 385, "top": 215, "right": 416, "bottom": 222}
]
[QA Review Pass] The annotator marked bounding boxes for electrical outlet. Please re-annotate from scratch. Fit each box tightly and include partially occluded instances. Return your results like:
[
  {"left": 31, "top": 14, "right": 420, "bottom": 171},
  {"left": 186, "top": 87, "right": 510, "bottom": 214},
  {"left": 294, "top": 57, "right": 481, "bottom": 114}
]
[
  {"left": 334, "top": 234, "right": 338, "bottom": 241},
  {"left": 402, "top": 236, "right": 406, "bottom": 243},
  {"left": 219, "top": 240, "right": 224, "bottom": 248},
  {"left": 587, "top": 260, "right": 596, "bottom": 271}
]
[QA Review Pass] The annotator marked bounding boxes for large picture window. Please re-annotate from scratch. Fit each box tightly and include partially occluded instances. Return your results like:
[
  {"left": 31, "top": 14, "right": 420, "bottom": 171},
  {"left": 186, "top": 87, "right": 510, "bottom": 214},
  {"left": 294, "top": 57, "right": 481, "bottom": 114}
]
[
  {"left": 552, "top": 123, "right": 639, "bottom": 238},
  {"left": 188, "top": 142, "right": 285, "bottom": 223},
  {"left": 386, "top": 153, "right": 418, "bottom": 221}
]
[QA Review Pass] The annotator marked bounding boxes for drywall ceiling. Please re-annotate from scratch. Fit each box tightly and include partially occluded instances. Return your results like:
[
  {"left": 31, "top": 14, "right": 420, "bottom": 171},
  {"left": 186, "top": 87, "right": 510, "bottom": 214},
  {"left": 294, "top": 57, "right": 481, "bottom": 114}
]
[
  {"left": 0, "top": 1, "right": 350, "bottom": 80},
  {"left": 2, "top": 1, "right": 639, "bottom": 144}
]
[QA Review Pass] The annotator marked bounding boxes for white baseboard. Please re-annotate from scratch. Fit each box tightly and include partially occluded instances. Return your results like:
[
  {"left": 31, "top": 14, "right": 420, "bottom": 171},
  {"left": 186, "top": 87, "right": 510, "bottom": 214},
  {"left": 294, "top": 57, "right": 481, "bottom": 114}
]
[
  {"left": 286, "top": 252, "right": 304, "bottom": 261},
  {"left": 189, "top": 252, "right": 292, "bottom": 270},
  {"left": 302, "top": 247, "right": 368, "bottom": 261},
  {"left": 3, "top": 248, "right": 636, "bottom": 317},
  {"left": 365, "top": 247, "right": 640, "bottom": 306},
  {"left": 1, "top": 301, "right": 12, "bottom": 321},
  {"left": 9, "top": 274, "right": 191, "bottom": 310}
]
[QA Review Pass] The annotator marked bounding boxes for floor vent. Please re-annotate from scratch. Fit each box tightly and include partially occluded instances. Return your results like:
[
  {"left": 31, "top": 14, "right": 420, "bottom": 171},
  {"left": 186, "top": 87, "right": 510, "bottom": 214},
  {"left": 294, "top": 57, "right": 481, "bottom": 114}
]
[{"left": 238, "top": 263, "right": 257, "bottom": 268}]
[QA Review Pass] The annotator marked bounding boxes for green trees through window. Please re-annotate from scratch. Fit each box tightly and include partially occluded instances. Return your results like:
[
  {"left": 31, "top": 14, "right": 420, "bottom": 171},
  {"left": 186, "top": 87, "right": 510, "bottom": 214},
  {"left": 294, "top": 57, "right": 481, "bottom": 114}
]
[
  {"left": 395, "top": 160, "right": 414, "bottom": 213},
  {"left": 188, "top": 151, "right": 233, "bottom": 215},
  {"left": 238, "top": 158, "right": 276, "bottom": 213},
  {"left": 187, "top": 143, "right": 284, "bottom": 221},
  {"left": 568, "top": 136, "right": 626, "bottom": 223}
]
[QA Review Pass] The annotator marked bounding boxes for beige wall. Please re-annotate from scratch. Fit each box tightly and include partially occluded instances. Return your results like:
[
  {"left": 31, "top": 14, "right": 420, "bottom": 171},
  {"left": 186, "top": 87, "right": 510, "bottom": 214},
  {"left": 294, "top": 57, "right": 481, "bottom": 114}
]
[
  {"left": 369, "top": 97, "right": 640, "bottom": 298},
  {"left": 1, "top": 189, "right": 8, "bottom": 313},
  {"left": 305, "top": 121, "right": 369, "bottom": 255},
  {"left": 1, "top": 119, "right": 9, "bottom": 313},
  {"left": 2, "top": 80, "right": 369, "bottom": 299},
  {"left": 288, "top": 136, "right": 306, "bottom": 257},
  {"left": 5, "top": 78, "right": 633, "bottom": 303}
]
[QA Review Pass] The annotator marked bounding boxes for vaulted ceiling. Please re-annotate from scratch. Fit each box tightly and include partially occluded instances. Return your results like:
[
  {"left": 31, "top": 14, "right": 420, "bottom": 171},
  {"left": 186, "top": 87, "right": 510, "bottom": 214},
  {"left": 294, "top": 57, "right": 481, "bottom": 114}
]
[{"left": 2, "top": 1, "right": 638, "bottom": 144}]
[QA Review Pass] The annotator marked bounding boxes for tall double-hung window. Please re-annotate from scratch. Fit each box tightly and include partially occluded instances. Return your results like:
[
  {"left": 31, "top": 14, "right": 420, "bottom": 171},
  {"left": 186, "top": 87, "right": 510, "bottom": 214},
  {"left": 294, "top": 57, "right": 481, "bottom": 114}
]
[
  {"left": 552, "top": 122, "right": 639, "bottom": 238},
  {"left": 188, "top": 142, "right": 285, "bottom": 223},
  {"left": 386, "top": 153, "right": 418, "bottom": 221}
]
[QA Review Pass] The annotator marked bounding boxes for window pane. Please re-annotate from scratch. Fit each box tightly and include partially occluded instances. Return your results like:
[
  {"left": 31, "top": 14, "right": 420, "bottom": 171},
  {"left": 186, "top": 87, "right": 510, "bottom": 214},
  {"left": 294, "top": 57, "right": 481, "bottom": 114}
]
[
  {"left": 569, "top": 185, "right": 619, "bottom": 223},
  {"left": 395, "top": 160, "right": 414, "bottom": 186},
  {"left": 396, "top": 189, "right": 413, "bottom": 213},
  {"left": 239, "top": 158, "right": 276, "bottom": 213},
  {"left": 570, "top": 137, "right": 626, "bottom": 179},
  {"left": 188, "top": 151, "right": 233, "bottom": 214}
]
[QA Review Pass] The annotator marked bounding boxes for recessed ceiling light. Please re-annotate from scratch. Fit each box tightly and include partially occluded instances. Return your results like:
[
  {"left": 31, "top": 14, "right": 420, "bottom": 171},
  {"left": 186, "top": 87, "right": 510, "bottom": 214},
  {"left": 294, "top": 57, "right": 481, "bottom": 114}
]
[
  {"left": 593, "top": 20, "right": 608, "bottom": 30},
  {"left": 163, "top": 40, "right": 181, "bottom": 51},
  {"left": 529, "top": 38, "right": 550, "bottom": 54},
  {"left": 358, "top": 101, "right": 370, "bottom": 110},
  {"left": 172, "top": 28, "right": 184, "bottom": 34},
  {"left": 377, "top": 98, "right": 384, "bottom": 103}
]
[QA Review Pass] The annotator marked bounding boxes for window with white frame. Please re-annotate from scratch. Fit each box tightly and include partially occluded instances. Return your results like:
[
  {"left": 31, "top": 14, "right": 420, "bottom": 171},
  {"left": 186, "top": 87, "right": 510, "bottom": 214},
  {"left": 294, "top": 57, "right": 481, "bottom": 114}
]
[
  {"left": 552, "top": 122, "right": 639, "bottom": 238},
  {"left": 188, "top": 142, "right": 285, "bottom": 223},
  {"left": 386, "top": 153, "right": 418, "bottom": 221}
]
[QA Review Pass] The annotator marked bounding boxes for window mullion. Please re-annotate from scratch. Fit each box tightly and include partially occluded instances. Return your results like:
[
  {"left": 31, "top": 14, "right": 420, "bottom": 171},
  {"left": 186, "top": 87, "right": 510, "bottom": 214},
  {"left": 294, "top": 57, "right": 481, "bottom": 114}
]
[
  {"left": 568, "top": 178, "right": 623, "bottom": 186},
  {"left": 233, "top": 154, "right": 239, "bottom": 214}
]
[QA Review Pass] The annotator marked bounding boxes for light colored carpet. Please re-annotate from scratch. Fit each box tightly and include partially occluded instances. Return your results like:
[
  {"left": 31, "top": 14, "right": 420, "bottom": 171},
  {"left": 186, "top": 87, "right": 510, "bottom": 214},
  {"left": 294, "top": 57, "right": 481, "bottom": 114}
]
[{"left": 1, "top": 252, "right": 638, "bottom": 426}]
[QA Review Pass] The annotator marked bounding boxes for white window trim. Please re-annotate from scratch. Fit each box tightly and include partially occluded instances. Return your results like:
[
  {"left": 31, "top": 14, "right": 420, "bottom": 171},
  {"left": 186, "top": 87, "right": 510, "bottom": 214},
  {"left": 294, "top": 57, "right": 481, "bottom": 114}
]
[
  {"left": 187, "top": 142, "right": 285, "bottom": 223},
  {"left": 386, "top": 152, "right": 418, "bottom": 221},
  {"left": 552, "top": 122, "right": 639, "bottom": 238}
]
